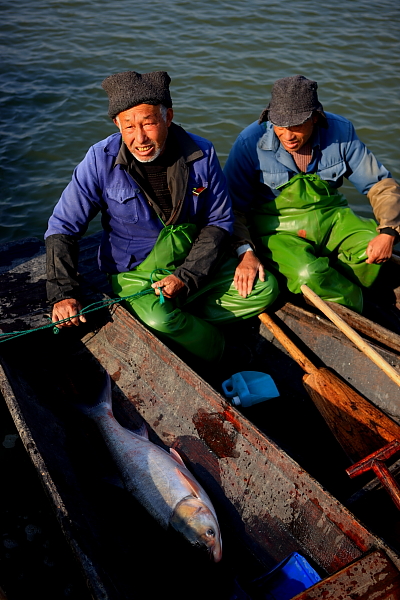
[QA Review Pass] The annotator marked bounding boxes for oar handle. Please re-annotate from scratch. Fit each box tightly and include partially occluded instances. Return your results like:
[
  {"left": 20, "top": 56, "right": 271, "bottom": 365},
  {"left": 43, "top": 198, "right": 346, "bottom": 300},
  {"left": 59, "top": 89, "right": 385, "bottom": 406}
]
[
  {"left": 258, "top": 312, "right": 318, "bottom": 375},
  {"left": 391, "top": 253, "right": 400, "bottom": 267},
  {"left": 300, "top": 284, "right": 400, "bottom": 388}
]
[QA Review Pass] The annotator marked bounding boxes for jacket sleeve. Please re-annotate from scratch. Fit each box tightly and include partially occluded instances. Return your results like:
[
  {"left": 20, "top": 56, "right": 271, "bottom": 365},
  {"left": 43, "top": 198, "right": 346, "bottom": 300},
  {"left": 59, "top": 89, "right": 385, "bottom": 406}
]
[
  {"left": 45, "top": 234, "right": 81, "bottom": 304},
  {"left": 232, "top": 209, "right": 255, "bottom": 249},
  {"left": 367, "top": 177, "right": 400, "bottom": 234},
  {"left": 174, "top": 225, "right": 230, "bottom": 294},
  {"left": 223, "top": 130, "right": 260, "bottom": 248},
  {"left": 45, "top": 145, "right": 102, "bottom": 239},
  {"left": 340, "top": 120, "right": 392, "bottom": 195}
]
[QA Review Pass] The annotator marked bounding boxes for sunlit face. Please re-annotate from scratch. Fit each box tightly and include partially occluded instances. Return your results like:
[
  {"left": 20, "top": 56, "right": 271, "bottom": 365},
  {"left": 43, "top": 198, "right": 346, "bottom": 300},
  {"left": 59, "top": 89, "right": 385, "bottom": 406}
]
[
  {"left": 273, "top": 114, "right": 318, "bottom": 153},
  {"left": 114, "top": 104, "right": 173, "bottom": 162}
]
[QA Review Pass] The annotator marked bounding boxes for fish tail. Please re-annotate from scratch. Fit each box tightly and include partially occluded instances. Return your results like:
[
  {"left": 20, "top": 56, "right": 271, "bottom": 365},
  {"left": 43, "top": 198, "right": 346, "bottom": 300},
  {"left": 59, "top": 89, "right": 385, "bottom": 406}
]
[{"left": 77, "top": 371, "right": 113, "bottom": 418}]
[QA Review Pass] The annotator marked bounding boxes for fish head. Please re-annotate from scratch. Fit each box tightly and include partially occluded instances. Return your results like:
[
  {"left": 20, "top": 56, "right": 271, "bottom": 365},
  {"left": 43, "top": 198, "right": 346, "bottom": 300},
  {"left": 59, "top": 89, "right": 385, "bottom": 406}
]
[{"left": 170, "top": 496, "right": 222, "bottom": 562}]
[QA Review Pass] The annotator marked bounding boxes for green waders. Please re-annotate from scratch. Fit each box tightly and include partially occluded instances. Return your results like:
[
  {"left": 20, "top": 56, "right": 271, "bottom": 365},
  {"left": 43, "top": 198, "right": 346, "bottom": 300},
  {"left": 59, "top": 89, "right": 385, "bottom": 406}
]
[
  {"left": 111, "top": 223, "right": 278, "bottom": 362},
  {"left": 251, "top": 173, "right": 381, "bottom": 313}
]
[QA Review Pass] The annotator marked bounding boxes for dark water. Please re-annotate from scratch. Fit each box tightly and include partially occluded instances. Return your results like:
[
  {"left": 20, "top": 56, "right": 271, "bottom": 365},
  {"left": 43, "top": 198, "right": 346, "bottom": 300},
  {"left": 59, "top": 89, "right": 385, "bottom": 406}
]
[
  {"left": 1, "top": 1, "right": 399, "bottom": 598},
  {"left": 1, "top": 0, "right": 399, "bottom": 244}
]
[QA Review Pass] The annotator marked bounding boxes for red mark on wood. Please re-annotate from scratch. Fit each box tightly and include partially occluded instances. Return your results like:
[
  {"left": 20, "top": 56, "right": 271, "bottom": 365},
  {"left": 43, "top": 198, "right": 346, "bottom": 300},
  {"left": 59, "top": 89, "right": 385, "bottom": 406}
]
[
  {"left": 193, "top": 408, "right": 240, "bottom": 459},
  {"left": 223, "top": 407, "right": 242, "bottom": 432}
]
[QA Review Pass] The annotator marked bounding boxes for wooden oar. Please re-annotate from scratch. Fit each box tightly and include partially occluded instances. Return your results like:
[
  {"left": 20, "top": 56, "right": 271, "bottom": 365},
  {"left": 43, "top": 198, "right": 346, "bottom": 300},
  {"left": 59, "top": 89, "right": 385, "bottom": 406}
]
[
  {"left": 391, "top": 253, "right": 400, "bottom": 267},
  {"left": 300, "top": 284, "right": 400, "bottom": 389},
  {"left": 258, "top": 311, "right": 400, "bottom": 463}
]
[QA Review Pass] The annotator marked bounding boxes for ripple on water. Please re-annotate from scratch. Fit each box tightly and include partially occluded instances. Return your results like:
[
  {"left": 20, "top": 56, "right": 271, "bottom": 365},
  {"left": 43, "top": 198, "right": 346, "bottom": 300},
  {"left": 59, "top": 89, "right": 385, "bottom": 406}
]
[{"left": 0, "top": 0, "right": 399, "bottom": 242}]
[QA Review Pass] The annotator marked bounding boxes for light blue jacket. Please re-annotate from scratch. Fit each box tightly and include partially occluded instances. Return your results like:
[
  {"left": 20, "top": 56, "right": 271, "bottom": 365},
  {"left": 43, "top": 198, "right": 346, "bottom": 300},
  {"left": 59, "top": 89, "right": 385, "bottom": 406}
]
[{"left": 223, "top": 112, "right": 391, "bottom": 215}]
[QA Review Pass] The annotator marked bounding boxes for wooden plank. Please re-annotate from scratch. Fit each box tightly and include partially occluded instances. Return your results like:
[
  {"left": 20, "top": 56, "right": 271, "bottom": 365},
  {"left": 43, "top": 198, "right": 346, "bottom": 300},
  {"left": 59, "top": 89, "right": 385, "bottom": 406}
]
[
  {"left": 301, "top": 284, "right": 400, "bottom": 388},
  {"left": 292, "top": 549, "right": 400, "bottom": 599},
  {"left": 1, "top": 235, "right": 400, "bottom": 597},
  {"left": 0, "top": 361, "right": 112, "bottom": 600},
  {"left": 0, "top": 238, "right": 48, "bottom": 332},
  {"left": 80, "top": 302, "right": 400, "bottom": 573},
  {"left": 318, "top": 301, "right": 400, "bottom": 354},
  {"left": 274, "top": 306, "right": 400, "bottom": 426}
]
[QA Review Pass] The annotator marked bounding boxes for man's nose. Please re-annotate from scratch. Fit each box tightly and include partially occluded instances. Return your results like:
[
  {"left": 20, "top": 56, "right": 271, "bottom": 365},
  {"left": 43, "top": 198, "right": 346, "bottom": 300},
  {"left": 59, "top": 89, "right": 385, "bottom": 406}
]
[
  {"left": 135, "top": 126, "right": 148, "bottom": 144},
  {"left": 282, "top": 129, "right": 296, "bottom": 140}
]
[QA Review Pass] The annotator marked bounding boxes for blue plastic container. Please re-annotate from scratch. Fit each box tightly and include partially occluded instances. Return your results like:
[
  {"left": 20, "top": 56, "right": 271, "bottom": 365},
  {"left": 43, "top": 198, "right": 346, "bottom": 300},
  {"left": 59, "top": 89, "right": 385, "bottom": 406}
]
[
  {"left": 221, "top": 371, "right": 279, "bottom": 407},
  {"left": 252, "top": 552, "right": 321, "bottom": 599}
]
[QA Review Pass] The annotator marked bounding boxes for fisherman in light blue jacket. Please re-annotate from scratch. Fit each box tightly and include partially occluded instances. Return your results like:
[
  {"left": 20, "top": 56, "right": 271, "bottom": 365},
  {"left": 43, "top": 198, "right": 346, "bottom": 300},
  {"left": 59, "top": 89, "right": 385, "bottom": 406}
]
[
  {"left": 45, "top": 70, "right": 278, "bottom": 363},
  {"left": 224, "top": 75, "right": 400, "bottom": 313}
]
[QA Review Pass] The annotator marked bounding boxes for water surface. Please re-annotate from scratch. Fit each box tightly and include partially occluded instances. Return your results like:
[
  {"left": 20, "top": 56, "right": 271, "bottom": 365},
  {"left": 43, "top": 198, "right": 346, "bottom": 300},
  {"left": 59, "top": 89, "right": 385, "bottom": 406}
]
[{"left": 1, "top": 0, "right": 399, "bottom": 243}]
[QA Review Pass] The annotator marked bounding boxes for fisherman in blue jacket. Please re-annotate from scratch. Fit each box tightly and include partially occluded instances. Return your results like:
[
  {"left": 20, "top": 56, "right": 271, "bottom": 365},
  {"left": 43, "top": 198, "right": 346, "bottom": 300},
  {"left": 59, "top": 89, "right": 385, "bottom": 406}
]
[
  {"left": 45, "top": 70, "right": 278, "bottom": 363},
  {"left": 224, "top": 75, "right": 400, "bottom": 313}
]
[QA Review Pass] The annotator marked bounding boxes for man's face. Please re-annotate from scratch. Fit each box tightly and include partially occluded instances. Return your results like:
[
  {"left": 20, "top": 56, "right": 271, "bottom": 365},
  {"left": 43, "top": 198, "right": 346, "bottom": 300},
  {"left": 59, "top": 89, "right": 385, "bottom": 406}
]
[
  {"left": 114, "top": 104, "right": 173, "bottom": 162},
  {"left": 273, "top": 114, "right": 318, "bottom": 153}
]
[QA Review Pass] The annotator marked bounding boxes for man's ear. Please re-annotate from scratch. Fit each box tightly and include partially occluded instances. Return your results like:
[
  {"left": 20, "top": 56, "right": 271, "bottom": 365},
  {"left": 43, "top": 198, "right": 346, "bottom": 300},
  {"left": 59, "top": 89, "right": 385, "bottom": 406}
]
[
  {"left": 166, "top": 108, "right": 173, "bottom": 127},
  {"left": 113, "top": 117, "right": 120, "bottom": 129}
]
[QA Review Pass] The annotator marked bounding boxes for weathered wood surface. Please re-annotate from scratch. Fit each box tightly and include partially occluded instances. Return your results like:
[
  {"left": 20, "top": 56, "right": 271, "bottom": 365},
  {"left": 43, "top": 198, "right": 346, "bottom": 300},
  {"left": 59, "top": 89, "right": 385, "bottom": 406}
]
[
  {"left": 291, "top": 549, "right": 400, "bottom": 599},
  {"left": 1, "top": 235, "right": 400, "bottom": 598},
  {"left": 270, "top": 305, "right": 400, "bottom": 426},
  {"left": 82, "top": 301, "right": 400, "bottom": 567},
  {"left": 259, "top": 311, "right": 400, "bottom": 462},
  {"left": 0, "top": 362, "right": 110, "bottom": 600},
  {"left": 1, "top": 234, "right": 400, "bottom": 421},
  {"left": 301, "top": 283, "right": 400, "bottom": 388},
  {"left": 1, "top": 299, "right": 400, "bottom": 599},
  {"left": 0, "top": 237, "right": 48, "bottom": 331}
]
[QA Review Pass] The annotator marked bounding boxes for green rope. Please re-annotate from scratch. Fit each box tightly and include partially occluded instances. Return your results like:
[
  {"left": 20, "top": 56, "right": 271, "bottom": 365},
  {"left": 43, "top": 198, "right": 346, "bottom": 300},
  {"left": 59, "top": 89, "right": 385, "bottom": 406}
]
[{"left": 0, "top": 268, "right": 172, "bottom": 344}]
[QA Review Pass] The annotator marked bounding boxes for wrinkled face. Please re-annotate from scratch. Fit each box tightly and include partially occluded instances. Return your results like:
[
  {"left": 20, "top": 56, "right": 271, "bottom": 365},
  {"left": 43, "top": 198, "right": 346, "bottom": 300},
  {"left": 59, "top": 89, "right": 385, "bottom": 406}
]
[
  {"left": 273, "top": 114, "right": 318, "bottom": 153},
  {"left": 114, "top": 104, "right": 173, "bottom": 162},
  {"left": 170, "top": 498, "right": 222, "bottom": 562}
]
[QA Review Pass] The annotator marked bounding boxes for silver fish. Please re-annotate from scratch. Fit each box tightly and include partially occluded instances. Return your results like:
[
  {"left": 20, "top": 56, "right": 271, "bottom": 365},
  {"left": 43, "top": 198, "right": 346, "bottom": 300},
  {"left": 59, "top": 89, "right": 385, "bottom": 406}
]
[{"left": 82, "top": 372, "right": 222, "bottom": 562}]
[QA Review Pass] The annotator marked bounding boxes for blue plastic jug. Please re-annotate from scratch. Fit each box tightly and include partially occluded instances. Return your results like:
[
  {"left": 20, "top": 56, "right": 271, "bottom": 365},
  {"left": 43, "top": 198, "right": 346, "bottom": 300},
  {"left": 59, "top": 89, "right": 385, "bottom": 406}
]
[
  {"left": 221, "top": 371, "right": 279, "bottom": 407},
  {"left": 251, "top": 552, "right": 321, "bottom": 599}
]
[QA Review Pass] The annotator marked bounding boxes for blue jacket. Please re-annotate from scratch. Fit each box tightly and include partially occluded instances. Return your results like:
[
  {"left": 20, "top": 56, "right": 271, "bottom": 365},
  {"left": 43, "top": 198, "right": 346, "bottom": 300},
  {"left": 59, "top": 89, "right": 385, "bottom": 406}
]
[
  {"left": 45, "top": 123, "right": 233, "bottom": 274},
  {"left": 223, "top": 112, "right": 391, "bottom": 215}
]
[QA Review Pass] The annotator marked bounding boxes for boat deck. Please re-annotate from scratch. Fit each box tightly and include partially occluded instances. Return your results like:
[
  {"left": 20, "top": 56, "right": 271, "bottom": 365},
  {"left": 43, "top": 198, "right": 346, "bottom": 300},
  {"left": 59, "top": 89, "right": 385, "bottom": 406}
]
[{"left": 1, "top": 234, "right": 400, "bottom": 599}]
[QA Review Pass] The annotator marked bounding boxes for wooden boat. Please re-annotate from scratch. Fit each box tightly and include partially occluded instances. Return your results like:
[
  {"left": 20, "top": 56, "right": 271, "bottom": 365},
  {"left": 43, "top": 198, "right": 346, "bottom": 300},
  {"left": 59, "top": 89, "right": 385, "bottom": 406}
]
[{"left": 1, "top": 233, "right": 400, "bottom": 599}]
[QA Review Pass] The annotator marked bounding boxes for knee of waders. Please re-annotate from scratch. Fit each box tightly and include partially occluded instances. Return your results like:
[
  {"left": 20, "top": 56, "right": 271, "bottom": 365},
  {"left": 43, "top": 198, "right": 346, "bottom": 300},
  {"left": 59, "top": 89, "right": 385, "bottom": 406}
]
[
  {"left": 254, "top": 272, "right": 280, "bottom": 310},
  {"left": 138, "top": 301, "right": 184, "bottom": 334},
  {"left": 267, "top": 273, "right": 280, "bottom": 304},
  {"left": 288, "top": 259, "right": 364, "bottom": 313},
  {"left": 285, "top": 256, "right": 331, "bottom": 294}
]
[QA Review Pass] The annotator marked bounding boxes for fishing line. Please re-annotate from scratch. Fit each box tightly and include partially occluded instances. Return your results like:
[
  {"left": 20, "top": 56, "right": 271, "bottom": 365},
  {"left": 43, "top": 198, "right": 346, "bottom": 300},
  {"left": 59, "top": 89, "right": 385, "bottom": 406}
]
[{"left": 0, "top": 269, "right": 172, "bottom": 344}]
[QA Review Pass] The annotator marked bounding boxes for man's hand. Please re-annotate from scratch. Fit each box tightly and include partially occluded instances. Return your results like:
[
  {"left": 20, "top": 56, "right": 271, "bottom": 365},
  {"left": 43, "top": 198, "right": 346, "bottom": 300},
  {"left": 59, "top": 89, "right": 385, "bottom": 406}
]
[
  {"left": 366, "top": 233, "right": 395, "bottom": 264},
  {"left": 234, "top": 250, "right": 265, "bottom": 298},
  {"left": 52, "top": 298, "right": 86, "bottom": 328},
  {"left": 151, "top": 274, "right": 185, "bottom": 299}
]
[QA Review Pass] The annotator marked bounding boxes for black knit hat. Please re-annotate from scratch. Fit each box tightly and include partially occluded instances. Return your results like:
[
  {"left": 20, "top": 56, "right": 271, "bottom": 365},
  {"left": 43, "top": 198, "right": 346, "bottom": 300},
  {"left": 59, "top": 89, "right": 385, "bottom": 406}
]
[
  {"left": 259, "top": 75, "right": 326, "bottom": 127},
  {"left": 101, "top": 70, "right": 172, "bottom": 119}
]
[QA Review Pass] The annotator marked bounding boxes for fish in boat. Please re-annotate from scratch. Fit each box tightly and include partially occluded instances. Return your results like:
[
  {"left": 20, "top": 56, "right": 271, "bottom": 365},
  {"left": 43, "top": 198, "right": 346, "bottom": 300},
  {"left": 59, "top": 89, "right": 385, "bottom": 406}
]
[
  {"left": 1, "top": 235, "right": 400, "bottom": 599},
  {"left": 79, "top": 371, "right": 222, "bottom": 562}
]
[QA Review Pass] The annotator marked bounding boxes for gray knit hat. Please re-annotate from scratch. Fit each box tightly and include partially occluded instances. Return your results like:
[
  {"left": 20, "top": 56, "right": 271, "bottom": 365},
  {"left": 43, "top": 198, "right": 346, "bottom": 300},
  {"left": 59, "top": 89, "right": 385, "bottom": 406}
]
[
  {"left": 101, "top": 70, "right": 172, "bottom": 119},
  {"left": 259, "top": 75, "right": 326, "bottom": 127}
]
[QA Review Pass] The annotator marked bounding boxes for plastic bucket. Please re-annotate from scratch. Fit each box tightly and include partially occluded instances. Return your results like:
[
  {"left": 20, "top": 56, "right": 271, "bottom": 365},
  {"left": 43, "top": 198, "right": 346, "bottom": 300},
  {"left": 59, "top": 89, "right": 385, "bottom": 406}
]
[{"left": 251, "top": 552, "right": 321, "bottom": 599}]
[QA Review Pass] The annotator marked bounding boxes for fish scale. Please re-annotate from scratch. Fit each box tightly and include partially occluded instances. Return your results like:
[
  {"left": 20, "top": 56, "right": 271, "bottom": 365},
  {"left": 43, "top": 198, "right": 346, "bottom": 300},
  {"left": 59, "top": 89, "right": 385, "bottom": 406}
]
[{"left": 80, "top": 372, "right": 222, "bottom": 561}]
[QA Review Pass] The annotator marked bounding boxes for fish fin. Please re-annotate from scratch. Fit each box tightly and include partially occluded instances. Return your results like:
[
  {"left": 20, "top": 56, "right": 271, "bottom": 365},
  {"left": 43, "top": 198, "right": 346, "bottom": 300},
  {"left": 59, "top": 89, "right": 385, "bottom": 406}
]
[
  {"left": 175, "top": 470, "right": 203, "bottom": 499},
  {"left": 76, "top": 371, "right": 112, "bottom": 417},
  {"left": 169, "top": 447, "right": 186, "bottom": 467},
  {"left": 132, "top": 422, "right": 149, "bottom": 439}
]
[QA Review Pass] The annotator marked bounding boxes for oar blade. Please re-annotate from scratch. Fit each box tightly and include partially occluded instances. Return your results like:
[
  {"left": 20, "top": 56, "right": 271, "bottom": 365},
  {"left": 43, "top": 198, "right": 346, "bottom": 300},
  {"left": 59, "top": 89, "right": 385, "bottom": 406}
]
[{"left": 303, "top": 368, "right": 400, "bottom": 463}]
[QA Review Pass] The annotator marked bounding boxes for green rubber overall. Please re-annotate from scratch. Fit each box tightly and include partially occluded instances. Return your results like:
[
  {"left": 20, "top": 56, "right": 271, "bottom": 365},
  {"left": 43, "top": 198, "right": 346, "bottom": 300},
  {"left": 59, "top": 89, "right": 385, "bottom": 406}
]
[
  {"left": 111, "top": 223, "right": 278, "bottom": 361},
  {"left": 251, "top": 173, "right": 380, "bottom": 312}
]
